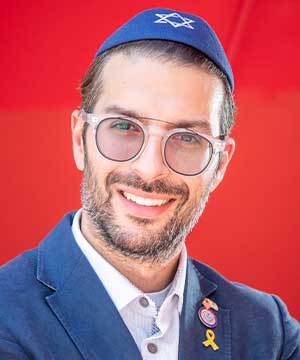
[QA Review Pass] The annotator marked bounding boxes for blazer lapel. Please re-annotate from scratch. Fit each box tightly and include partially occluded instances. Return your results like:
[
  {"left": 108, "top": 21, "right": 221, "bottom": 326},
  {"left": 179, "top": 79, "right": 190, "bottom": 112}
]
[
  {"left": 178, "top": 259, "right": 231, "bottom": 360},
  {"left": 37, "top": 213, "right": 142, "bottom": 360}
]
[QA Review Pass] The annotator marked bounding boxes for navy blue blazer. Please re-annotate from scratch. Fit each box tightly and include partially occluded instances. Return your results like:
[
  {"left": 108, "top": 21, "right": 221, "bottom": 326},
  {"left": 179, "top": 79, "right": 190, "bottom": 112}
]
[{"left": 0, "top": 212, "right": 299, "bottom": 359}]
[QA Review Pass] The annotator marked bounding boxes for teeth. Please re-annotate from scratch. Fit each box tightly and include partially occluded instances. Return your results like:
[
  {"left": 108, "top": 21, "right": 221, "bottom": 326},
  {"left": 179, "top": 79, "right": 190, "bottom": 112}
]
[{"left": 123, "top": 191, "right": 169, "bottom": 206}]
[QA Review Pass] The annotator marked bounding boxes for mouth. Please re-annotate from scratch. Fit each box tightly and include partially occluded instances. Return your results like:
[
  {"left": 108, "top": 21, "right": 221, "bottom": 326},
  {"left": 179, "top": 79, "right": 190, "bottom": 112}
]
[
  {"left": 117, "top": 187, "right": 176, "bottom": 218},
  {"left": 122, "top": 191, "right": 170, "bottom": 206}
]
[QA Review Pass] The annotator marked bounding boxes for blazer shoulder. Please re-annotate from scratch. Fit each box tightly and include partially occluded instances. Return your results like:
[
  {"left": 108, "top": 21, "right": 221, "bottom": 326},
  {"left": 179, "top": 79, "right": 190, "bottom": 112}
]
[
  {"left": 0, "top": 250, "right": 40, "bottom": 338},
  {"left": 191, "top": 257, "right": 281, "bottom": 307},
  {"left": 190, "top": 258, "right": 300, "bottom": 358},
  {"left": 0, "top": 249, "right": 37, "bottom": 290},
  {"left": 0, "top": 249, "right": 52, "bottom": 327}
]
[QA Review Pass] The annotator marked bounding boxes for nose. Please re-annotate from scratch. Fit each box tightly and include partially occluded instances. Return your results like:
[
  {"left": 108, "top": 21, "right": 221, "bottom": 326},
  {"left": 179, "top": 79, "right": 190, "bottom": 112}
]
[{"left": 130, "top": 134, "right": 170, "bottom": 181}]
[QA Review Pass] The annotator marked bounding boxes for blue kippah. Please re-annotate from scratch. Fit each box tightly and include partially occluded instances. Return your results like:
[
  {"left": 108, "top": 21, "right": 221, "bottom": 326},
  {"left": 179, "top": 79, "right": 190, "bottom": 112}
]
[{"left": 95, "top": 8, "right": 234, "bottom": 91}]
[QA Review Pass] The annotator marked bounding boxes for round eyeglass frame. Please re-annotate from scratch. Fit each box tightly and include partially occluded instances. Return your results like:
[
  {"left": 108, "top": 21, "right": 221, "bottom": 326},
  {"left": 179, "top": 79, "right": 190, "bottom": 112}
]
[{"left": 80, "top": 110, "right": 227, "bottom": 177}]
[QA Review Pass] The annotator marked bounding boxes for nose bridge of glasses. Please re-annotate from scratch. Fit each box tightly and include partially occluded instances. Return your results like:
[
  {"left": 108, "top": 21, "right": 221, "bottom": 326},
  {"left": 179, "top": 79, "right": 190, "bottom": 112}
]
[
  {"left": 140, "top": 124, "right": 166, "bottom": 164},
  {"left": 128, "top": 123, "right": 170, "bottom": 178},
  {"left": 144, "top": 123, "right": 170, "bottom": 139},
  {"left": 142, "top": 123, "right": 185, "bottom": 166}
]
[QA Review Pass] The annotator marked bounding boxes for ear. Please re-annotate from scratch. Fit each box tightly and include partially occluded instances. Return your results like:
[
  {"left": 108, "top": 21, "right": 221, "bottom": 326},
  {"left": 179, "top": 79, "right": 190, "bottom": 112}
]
[
  {"left": 210, "top": 137, "right": 235, "bottom": 192},
  {"left": 71, "top": 110, "right": 85, "bottom": 171}
]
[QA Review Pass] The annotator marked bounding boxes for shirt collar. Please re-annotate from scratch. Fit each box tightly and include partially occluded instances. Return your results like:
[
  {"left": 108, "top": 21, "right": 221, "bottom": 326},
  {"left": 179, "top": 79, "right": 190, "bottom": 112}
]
[
  {"left": 168, "top": 244, "right": 187, "bottom": 313},
  {"left": 72, "top": 209, "right": 187, "bottom": 313}
]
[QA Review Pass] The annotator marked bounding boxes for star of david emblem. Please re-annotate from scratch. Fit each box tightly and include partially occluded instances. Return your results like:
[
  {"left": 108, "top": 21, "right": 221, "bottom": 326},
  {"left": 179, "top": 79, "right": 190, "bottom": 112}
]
[{"left": 154, "top": 12, "right": 195, "bottom": 30}]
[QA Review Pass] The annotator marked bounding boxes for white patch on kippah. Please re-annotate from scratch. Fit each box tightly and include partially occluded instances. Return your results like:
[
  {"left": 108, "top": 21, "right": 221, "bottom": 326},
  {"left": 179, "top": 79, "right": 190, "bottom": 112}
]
[{"left": 154, "top": 13, "right": 195, "bottom": 30}]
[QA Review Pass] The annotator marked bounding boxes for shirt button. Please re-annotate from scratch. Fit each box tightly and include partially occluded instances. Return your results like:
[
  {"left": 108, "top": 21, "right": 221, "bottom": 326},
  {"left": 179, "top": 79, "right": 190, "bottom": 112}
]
[
  {"left": 147, "top": 343, "right": 158, "bottom": 354},
  {"left": 139, "top": 297, "right": 149, "bottom": 307}
]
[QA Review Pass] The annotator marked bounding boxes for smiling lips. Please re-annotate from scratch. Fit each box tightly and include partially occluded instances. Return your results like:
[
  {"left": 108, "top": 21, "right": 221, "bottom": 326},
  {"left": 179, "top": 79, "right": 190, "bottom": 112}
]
[
  {"left": 122, "top": 191, "right": 170, "bottom": 206},
  {"left": 118, "top": 188, "right": 175, "bottom": 218}
]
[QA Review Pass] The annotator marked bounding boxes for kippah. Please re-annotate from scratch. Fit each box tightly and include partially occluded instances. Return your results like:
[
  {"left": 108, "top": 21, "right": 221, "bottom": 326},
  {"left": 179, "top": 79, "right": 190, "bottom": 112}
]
[{"left": 95, "top": 8, "right": 234, "bottom": 91}]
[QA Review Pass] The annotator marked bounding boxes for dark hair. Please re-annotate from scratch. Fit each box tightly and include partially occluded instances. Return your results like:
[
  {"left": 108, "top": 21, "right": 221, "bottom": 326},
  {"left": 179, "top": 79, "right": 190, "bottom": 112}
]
[{"left": 80, "top": 40, "right": 235, "bottom": 140}]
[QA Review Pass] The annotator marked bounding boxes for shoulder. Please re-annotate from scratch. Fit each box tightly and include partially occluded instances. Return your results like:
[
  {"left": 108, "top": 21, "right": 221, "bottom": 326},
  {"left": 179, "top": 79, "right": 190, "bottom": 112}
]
[
  {"left": 0, "top": 249, "right": 38, "bottom": 293},
  {"left": 190, "top": 258, "right": 300, "bottom": 358},
  {"left": 0, "top": 211, "right": 76, "bottom": 311},
  {"left": 0, "top": 248, "right": 51, "bottom": 316},
  {"left": 0, "top": 212, "right": 73, "bottom": 340},
  {"left": 190, "top": 257, "right": 294, "bottom": 317},
  {"left": 191, "top": 257, "right": 276, "bottom": 306},
  {"left": 0, "top": 249, "right": 44, "bottom": 342}
]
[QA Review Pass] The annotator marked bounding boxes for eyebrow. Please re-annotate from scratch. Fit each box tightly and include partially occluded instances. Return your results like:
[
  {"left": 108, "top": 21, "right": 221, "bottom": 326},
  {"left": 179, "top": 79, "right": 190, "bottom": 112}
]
[{"left": 102, "top": 104, "right": 213, "bottom": 134}]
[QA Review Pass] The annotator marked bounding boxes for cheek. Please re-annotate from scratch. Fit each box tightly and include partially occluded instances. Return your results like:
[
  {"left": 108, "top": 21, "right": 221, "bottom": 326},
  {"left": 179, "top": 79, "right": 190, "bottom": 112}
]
[
  {"left": 84, "top": 132, "right": 117, "bottom": 175},
  {"left": 85, "top": 150, "right": 132, "bottom": 192},
  {"left": 185, "top": 174, "right": 214, "bottom": 202},
  {"left": 87, "top": 160, "right": 116, "bottom": 185},
  {"left": 187, "top": 177, "right": 203, "bottom": 194},
  {"left": 188, "top": 185, "right": 202, "bottom": 205}
]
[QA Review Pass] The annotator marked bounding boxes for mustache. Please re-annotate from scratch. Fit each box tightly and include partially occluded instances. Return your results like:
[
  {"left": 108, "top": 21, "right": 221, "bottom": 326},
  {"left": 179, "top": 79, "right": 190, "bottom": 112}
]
[{"left": 106, "top": 171, "right": 189, "bottom": 198}]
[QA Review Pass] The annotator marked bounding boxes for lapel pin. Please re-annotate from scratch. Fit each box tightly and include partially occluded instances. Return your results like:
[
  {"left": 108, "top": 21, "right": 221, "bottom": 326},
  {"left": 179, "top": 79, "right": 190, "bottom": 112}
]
[
  {"left": 203, "top": 329, "right": 219, "bottom": 351},
  {"left": 202, "top": 297, "right": 219, "bottom": 312},
  {"left": 198, "top": 306, "right": 218, "bottom": 328}
]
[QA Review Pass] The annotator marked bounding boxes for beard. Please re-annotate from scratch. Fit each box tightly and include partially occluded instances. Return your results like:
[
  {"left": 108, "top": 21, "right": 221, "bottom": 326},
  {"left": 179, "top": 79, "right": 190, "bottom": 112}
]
[{"left": 81, "top": 156, "right": 216, "bottom": 264}]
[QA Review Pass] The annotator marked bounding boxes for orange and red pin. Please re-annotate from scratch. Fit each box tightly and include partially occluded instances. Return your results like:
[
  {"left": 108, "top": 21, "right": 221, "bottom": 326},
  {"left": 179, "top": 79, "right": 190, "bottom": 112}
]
[{"left": 199, "top": 298, "right": 220, "bottom": 351}]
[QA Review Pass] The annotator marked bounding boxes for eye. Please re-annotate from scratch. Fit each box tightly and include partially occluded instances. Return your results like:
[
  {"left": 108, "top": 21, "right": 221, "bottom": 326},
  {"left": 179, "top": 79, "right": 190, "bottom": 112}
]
[
  {"left": 174, "top": 133, "right": 200, "bottom": 144},
  {"left": 180, "top": 134, "right": 198, "bottom": 143},
  {"left": 111, "top": 119, "right": 141, "bottom": 133},
  {"left": 112, "top": 120, "right": 131, "bottom": 130}
]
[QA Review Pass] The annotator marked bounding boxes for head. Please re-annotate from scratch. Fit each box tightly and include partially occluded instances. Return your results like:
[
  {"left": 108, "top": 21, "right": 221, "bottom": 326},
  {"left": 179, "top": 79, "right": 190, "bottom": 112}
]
[{"left": 71, "top": 9, "right": 235, "bottom": 265}]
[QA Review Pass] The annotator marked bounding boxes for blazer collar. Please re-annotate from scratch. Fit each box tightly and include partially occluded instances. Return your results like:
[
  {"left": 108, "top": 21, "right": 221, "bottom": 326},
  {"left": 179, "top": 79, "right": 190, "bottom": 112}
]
[
  {"left": 37, "top": 212, "right": 80, "bottom": 290},
  {"left": 37, "top": 212, "right": 142, "bottom": 360}
]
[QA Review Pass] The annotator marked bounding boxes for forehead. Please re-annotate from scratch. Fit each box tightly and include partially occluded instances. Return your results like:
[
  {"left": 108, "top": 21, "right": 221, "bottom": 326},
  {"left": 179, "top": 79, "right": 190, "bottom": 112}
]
[{"left": 94, "top": 53, "right": 224, "bottom": 136}]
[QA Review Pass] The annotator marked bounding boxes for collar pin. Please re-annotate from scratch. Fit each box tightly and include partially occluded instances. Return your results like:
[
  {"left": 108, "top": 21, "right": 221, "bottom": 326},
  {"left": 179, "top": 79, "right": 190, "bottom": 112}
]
[{"left": 202, "top": 297, "right": 219, "bottom": 311}]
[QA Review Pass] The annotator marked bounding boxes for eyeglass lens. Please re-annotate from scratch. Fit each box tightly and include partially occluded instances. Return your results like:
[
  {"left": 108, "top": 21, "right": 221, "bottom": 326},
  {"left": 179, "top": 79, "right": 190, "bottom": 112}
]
[{"left": 96, "top": 118, "right": 213, "bottom": 176}]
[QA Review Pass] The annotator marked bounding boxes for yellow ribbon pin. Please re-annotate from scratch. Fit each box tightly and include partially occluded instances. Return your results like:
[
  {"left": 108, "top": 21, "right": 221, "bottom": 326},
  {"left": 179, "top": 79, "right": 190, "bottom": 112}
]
[{"left": 202, "top": 329, "right": 219, "bottom": 351}]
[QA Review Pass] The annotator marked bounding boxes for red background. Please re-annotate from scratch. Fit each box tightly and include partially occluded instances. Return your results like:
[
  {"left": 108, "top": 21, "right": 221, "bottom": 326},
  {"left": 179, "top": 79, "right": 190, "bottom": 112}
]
[{"left": 1, "top": 1, "right": 299, "bottom": 317}]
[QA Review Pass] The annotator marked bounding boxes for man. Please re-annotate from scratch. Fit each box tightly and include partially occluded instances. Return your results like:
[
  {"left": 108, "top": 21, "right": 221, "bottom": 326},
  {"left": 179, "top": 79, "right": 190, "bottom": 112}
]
[{"left": 0, "top": 7, "right": 299, "bottom": 360}]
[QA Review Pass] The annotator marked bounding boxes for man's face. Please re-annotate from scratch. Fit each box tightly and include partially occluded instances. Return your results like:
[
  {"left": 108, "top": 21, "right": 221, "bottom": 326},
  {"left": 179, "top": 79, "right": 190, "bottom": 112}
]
[{"left": 72, "top": 53, "right": 234, "bottom": 263}]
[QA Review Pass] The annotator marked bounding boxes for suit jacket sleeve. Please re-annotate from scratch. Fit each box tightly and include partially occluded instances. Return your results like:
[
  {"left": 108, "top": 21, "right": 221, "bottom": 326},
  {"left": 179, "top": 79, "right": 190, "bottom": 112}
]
[{"left": 272, "top": 295, "right": 300, "bottom": 359}]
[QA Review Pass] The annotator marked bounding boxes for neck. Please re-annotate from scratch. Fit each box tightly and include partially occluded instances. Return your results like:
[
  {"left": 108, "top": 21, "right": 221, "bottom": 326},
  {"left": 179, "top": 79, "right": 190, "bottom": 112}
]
[{"left": 80, "top": 212, "right": 182, "bottom": 293}]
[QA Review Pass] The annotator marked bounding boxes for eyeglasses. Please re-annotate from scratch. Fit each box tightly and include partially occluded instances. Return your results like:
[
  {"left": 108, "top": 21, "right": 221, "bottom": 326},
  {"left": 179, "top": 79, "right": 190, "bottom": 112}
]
[{"left": 80, "top": 110, "right": 226, "bottom": 176}]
